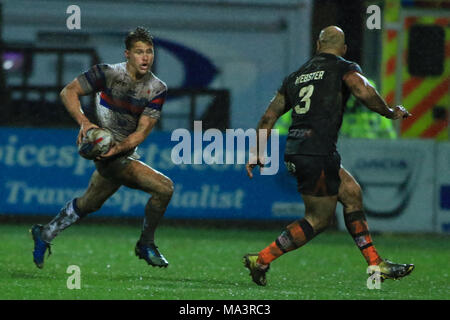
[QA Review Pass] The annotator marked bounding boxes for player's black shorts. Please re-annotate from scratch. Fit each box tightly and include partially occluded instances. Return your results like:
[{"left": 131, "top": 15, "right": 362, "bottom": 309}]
[{"left": 284, "top": 152, "right": 341, "bottom": 197}]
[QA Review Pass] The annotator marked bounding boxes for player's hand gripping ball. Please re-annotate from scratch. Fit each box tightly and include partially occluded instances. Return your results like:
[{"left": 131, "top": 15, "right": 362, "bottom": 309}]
[{"left": 78, "top": 128, "right": 114, "bottom": 160}]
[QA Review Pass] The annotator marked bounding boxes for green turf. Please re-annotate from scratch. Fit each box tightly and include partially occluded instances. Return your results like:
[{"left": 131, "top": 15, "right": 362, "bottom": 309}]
[{"left": 0, "top": 222, "right": 448, "bottom": 300}]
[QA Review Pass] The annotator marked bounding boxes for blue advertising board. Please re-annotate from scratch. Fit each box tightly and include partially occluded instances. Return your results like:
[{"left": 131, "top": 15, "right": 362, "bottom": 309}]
[{"left": 0, "top": 127, "right": 303, "bottom": 220}]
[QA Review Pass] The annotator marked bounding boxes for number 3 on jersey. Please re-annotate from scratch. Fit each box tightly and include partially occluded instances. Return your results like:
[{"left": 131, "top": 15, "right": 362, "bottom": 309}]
[{"left": 294, "top": 84, "right": 314, "bottom": 114}]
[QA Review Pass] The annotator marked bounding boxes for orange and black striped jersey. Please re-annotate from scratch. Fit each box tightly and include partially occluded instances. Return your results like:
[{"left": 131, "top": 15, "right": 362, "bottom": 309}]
[{"left": 279, "top": 53, "right": 361, "bottom": 156}]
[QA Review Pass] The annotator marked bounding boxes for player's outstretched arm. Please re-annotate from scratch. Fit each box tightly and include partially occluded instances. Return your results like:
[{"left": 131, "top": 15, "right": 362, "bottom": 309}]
[
  {"left": 60, "top": 78, "right": 98, "bottom": 144},
  {"left": 99, "top": 114, "right": 157, "bottom": 160},
  {"left": 343, "top": 71, "right": 411, "bottom": 120},
  {"left": 246, "top": 92, "right": 287, "bottom": 179}
]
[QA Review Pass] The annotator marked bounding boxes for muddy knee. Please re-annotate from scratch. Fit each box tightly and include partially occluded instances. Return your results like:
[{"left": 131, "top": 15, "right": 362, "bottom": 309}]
[
  {"left": 305, "top": 215, "right": 331, "bottom": 234},
  {"left": 339, "top": 181, "right": 363, "bottom": 212},
  {"left": 154, "top": 179, "right": 174, "bottom": 203}
]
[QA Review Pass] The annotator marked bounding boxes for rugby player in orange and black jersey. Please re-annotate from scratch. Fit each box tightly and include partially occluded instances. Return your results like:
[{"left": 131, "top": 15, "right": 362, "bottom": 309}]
[
  {"left": 280, "top": 53, "right": 362, "bottom": 157},
  {"left": 244, "top": 26, "right": 414, "bottom": 287}
]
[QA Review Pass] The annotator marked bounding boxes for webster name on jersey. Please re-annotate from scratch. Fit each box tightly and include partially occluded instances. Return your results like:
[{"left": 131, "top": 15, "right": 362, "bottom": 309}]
[{"left": 295, "top": 71, "right": 325, "bottom": 84}]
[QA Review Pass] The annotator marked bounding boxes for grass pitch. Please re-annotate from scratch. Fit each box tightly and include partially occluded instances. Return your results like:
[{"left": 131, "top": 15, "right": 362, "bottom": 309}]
[{"left": 0, "top": 221, "right": 448, "bottom": 300}]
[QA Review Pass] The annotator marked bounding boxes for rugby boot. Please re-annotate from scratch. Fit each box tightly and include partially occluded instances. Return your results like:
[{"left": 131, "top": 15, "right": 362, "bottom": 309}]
[
  {"left": 369, "top": 259, "right": 415, "bottom": 281},
  {"left": 243, "top": 253, "right": 270, "bottom": 286},
  {"left": 135, "top": 241, "right": 169, "bottom": 268},
  {"left": 30, "top": 224, "right": 52, "bottom": 269}
]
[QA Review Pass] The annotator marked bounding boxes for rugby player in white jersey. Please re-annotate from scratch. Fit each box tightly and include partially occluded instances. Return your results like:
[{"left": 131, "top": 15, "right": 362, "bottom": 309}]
[{"left": 31, "top": 27, "right": 173, "bottom": 268}]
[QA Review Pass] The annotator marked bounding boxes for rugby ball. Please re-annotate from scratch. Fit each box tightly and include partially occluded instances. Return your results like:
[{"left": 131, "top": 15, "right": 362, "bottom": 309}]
[{"left": 78, "top": 128, "right": 114, "bottom": 160}]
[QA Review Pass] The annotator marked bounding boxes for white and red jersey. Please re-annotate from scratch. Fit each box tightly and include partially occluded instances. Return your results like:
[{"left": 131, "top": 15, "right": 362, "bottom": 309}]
[{"left": 77, "top": 62, "right": 167, "bottom": 143}]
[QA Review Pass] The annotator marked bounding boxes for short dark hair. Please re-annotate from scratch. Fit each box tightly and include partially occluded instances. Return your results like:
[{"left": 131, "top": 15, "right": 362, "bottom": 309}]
[{"left": 125, "top": 27, "right": 154, "bottom": 50}]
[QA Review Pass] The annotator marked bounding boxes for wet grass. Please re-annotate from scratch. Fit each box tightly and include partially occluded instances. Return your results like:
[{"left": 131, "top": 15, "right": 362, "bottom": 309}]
[{"left": 0, "top": 223, "right": 448, "bottom": 300}]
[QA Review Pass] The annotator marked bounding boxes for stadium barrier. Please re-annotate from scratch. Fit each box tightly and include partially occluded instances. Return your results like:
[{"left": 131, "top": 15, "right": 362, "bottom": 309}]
[
  {"left": 436, "top": 142, "right": 450, "bottom": 233},
  {"left": 0, "top": 127, "right": 448, "bottom": 233},
  {"left": 0, "top": 127, "right": 301, "bottom": 221},
  {"left": 335, "top": 138, "right": 439, "bottom": 233}
]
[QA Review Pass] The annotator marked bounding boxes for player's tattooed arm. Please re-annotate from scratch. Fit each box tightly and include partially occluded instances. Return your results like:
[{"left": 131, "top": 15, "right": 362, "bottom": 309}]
[
  {"left": 60, "top": 78, "right": 99, "bottom": 144},
  {"left": 343, "top": 71, "right": 411, "bottom": 120},
  {"left": 246, "top": 92, "right": 287, "bottom": 178},
  {"left": 99, "top": 114, "right": 157, "bottom": 159},
  {"left": 256, "top": 92, "right": 288, "bottom": 132}
]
